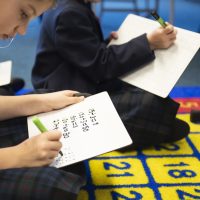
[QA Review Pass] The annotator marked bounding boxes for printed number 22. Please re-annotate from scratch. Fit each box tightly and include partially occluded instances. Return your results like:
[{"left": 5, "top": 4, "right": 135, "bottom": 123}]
[
  {"left": 177, "top": 189, "right": 200, "bottom": 199},
  {"left": 111, "top": 190, "right": 142, "bottom": 200}
]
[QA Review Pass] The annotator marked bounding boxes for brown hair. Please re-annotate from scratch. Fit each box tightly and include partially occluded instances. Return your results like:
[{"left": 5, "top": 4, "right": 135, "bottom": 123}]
[{"left": 51, "top": 0, "right": 58, "bottom": 7}]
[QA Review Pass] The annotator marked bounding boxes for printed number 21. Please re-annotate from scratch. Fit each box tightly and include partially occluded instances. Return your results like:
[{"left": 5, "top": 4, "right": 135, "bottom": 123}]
[{"left": 104, "top": 162, "right": 133, "bottom": 177}]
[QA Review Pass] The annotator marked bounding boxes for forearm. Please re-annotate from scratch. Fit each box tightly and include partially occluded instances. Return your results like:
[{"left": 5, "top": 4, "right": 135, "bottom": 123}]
[
  {"left": 81, "top": 34, "right": 155, "bottom": 82},
  {"left": 107, "top": 34, "right": 155, "bottom": 75},
  {"left": 0, "top": 95, "right": 47, "bottom": 120}
]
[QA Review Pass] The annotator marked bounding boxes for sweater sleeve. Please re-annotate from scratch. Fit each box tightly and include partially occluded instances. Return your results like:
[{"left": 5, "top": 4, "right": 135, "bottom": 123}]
[{"left": 55, "top": 9, "right": 155, "bottom": 83}]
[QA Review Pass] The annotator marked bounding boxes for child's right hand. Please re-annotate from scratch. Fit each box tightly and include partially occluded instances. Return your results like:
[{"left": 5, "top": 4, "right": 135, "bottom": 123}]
[
  {"left": 15, "top": 130, "right": 62, "bottom": 168},
  {"left": 147, "top": 23, "right": 177, "bottom": 50}
]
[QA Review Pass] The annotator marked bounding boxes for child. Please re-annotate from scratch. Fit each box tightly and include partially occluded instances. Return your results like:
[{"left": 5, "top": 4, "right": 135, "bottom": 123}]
[
  {"left": 0, "top": 0, "right": 86, "bottom": 199},
  {"left": 32, "top": 0, "right": 190, "bottom": 149}
]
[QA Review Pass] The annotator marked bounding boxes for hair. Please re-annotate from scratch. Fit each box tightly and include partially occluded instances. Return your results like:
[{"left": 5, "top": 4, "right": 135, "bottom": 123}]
[
  {"left": 51, "top": 0, "right": 57, "bottom": 7},
  {"left": 49, "top": 0, "right": 58, "bottom": 9}
]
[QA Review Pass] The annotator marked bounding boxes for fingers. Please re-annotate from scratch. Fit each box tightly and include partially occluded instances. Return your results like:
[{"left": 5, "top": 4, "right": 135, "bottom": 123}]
[
  {"left": 36, "top": 138, "right": 62, "bottom": 160},
  {"left": 57, "top": 90, "right": 85, "bottom": 103},
  {"left": 163, "top": 24, "right": 177, "bottom": 37},
  {"left": 53, "top": 90, "right": 80, "bottom": 97},
  {"left": 169, "top": 29, "right": 177, "bottom": 40},
  {"left": 164, "top": 24, "right": 174, "bottom": 34},
  {"left": 110, "top": 31, "right": 118, "bottom": 40},
  {"left": 46, "top": 141, "right": 62, "bottom": 151},
  {"left": 158, "top": 24, "right": 177, "bottom": 48},
  {"left": 44, "top": 131, "right": 63, "bottom": 150},
  {"left": 38, "top": 149, "right": 59, "bottom": 159},
  {"left": 46, "top": 151, "right": 60, "bottom": 159},
  {"left": 35, "top": 151, "right": 59, "bottom": 167},
  {"left": 64, "top": 96, "right": 85, "bottom": 105},
  {"left": 62, "top": 90, "right": 80, "bottom": 97},
  {"left": 46, "top": 131, "right": 62, "bottom": 141},
  {"left": 166, "top": 30, "right": 177, "bottom": 43}
]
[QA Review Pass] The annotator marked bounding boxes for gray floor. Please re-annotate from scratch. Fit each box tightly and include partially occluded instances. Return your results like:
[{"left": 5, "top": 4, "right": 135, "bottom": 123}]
[{"left": 0, "top": 0, "right": 199, "bottom": 89}]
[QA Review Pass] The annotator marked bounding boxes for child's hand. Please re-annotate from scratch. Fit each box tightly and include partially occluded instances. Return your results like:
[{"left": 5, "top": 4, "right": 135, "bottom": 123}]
[
  {"left": 108, "top": 31, "right": 118, "bottom": 42},
  {"left": 41, "top": 90, "right": 85, "bottom": 111},
  {"left": 147, "top": 23, "right": 177, "bottom": 50},
  {"left": 15, "top": 130, "right": 62, "bottom": 167},
  {"left": 27, "top": 90, "right": 85, "bottom": 114}
]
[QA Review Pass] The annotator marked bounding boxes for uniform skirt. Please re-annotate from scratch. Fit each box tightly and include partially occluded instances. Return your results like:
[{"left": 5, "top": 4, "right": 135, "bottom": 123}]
[{"left": 109, "top": 84, "right": 183, "bottom": 149}]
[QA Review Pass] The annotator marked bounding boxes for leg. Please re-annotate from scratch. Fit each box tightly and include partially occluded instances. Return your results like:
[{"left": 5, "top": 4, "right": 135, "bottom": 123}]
[
  {"left": 0, "top": 78, "right": 25, "bottom": 96},
  {"left": 0, "top": 117, "right": 28, "bottom": 147},
  {"left": 190, "top": 109, "right": 200, "bottom": 123},
  {"left": 0, "top": 87, "right": 15, "bottom": 95},
  {"left": 109, "top": 85, "right": 189, "bottom": 149},
  {"left": 0, "top": 167, "right": 85, "bottom": 200}
]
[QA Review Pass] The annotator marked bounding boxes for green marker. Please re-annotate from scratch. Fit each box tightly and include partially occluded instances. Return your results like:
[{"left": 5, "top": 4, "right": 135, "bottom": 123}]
[
  {"left": 32, "top": 116, "right": 48, "bottom": 132},
  {"left": 32, "top": 116, "right": 63, "bottom": 156},
  {"left": 151, "top": 11, "right": 167, "bottom": 28}
]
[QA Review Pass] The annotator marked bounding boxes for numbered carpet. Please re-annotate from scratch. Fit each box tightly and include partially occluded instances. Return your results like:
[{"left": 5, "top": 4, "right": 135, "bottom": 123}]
[{"left": 78, "top": 87, "right": 200, "bottom": 200}]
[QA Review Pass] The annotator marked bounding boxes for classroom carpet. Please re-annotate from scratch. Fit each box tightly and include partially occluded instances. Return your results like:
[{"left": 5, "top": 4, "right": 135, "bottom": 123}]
[{"left": 78, "top": 87, "right": 200, "bottom": 200}]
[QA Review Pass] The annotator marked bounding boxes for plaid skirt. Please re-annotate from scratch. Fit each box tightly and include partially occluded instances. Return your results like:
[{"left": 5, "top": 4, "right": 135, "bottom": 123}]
[
  {"left": 0, "top": 117, "right": 86, "bottom": 200},
  {"left": 109, "top": 84, "right": 180, "bottom": 148}
]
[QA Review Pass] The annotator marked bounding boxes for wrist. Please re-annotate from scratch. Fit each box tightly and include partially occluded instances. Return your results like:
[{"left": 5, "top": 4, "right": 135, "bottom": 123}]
[
  {"left": 147, "top": 33, "right": 156, "bottom": 50},
  {"left": 0, "top": 146, "right": 24, "bottom": 169},
  {"left": 13, "top": 142, "right": 31, "bottom": 168}
]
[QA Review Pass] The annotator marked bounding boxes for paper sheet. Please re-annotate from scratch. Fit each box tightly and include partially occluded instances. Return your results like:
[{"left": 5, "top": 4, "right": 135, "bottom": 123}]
[
  {"left": 0, "top": 61, "right": 12, "bottom": 86},
  {"left": 27, "top": 92, "right": 132, "bottom": 168},
  {"left": 109, "top": 14, "right": 200, "bottom": 98}
]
